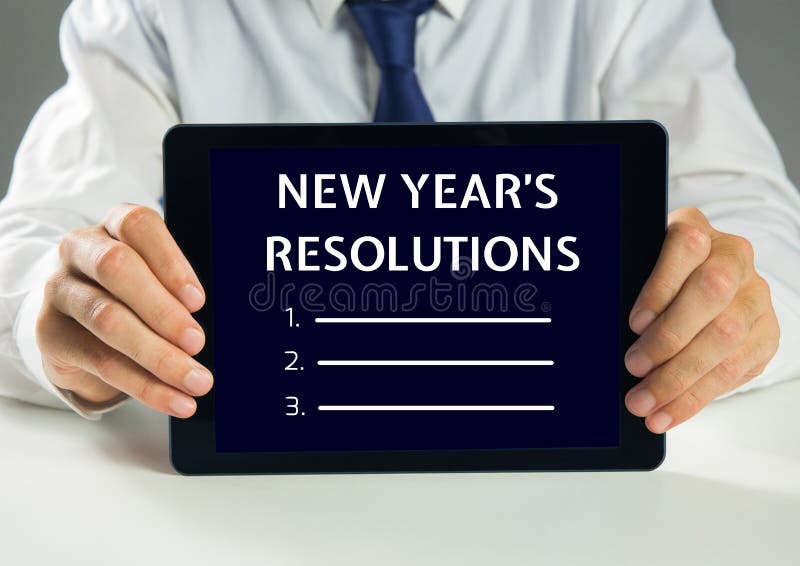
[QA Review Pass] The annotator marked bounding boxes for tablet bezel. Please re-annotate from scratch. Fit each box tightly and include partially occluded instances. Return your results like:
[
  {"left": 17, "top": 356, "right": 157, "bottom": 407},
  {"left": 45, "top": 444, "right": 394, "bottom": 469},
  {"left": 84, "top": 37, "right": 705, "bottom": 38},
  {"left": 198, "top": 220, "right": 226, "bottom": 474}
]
[{"left": 164, "top": 122, "right": 667, "bottom": 474}]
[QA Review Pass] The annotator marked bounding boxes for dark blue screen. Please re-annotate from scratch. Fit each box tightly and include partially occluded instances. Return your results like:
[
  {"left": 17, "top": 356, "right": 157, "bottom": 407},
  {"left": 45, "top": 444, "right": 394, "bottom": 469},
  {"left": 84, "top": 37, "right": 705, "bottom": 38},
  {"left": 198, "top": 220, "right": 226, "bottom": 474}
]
[{"left": 209, "top": 144, "right": 621, "bottom": 452}]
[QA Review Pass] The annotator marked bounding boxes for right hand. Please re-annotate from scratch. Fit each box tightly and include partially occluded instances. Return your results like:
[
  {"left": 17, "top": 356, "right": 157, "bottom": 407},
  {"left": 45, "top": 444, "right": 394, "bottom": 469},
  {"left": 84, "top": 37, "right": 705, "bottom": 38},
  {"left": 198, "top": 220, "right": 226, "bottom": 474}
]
[{"left": 36, "top": 203, "right": 212, "bottom": 418}]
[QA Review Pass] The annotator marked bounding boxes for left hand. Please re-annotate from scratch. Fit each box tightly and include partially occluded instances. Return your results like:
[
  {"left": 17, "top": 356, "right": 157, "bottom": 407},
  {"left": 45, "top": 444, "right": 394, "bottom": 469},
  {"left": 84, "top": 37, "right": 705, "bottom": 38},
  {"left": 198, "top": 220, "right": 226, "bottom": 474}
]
[{"left": 624, "top": 207, "right": 780, "bottom": 433}]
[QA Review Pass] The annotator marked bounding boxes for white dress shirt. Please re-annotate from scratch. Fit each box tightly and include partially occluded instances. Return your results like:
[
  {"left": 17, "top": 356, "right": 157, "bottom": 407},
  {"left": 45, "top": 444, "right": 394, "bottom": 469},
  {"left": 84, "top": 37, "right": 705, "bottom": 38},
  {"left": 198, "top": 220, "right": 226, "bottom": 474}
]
[{"left": 1, "top": 0, "right": 799, "bottom": 419}]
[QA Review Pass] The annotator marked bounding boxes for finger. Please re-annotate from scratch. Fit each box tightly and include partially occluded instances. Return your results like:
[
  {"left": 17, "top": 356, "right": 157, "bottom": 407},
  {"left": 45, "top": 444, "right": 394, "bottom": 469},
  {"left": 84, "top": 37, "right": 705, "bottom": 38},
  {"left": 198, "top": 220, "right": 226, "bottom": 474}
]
[
  {"left": 625, "top": 234, "right": 750, "bottom": 377},
  {"left": 625, "top": 283, "right": 767, "bottom": 418},
  {"left": 49, "top": 275, "right": 214, "bottom": 398},
  {"left": 38, "top": 311, "right": 197, "bottom": 417},
  {"left": 642, "top": 312, "right": 779, "bottom": 433},
  {"left": 103, "top": 204, "right": 205, "bottom": 312},
  {"left": 59, "top": 226, "right": 205, "bottom": 355},
  {"left": 629, "top": 209, "right": 713, "bottom": 334},
  {"left": 38, "top": 303, "right": 123, "bottom": 404},
  {"left": 43, "top": 362, "right": 122, "bottom": 404}
]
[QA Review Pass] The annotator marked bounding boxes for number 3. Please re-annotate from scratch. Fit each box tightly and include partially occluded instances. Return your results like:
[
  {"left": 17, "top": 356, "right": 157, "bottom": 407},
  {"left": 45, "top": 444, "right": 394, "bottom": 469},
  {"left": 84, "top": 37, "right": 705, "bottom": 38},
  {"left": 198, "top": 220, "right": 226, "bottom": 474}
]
[{"left": 285, "top": 396, "right": 299, "bottom": 416}]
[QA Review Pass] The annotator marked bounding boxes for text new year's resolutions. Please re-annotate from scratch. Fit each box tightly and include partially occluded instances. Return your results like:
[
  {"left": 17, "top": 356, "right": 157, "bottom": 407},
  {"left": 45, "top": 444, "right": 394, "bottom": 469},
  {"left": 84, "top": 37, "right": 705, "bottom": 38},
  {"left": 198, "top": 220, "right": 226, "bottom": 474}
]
[{"left": 267, "top": 171, "right": 582, "bottom": 273}]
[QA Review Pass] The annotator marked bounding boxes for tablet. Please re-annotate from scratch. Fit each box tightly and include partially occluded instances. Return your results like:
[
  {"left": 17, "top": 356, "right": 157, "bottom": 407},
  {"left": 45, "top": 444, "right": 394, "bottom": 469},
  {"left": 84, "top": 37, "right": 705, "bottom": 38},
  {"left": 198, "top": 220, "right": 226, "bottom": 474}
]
[{"left": 164, "top": 122, "right": 667, "bottom": 474}]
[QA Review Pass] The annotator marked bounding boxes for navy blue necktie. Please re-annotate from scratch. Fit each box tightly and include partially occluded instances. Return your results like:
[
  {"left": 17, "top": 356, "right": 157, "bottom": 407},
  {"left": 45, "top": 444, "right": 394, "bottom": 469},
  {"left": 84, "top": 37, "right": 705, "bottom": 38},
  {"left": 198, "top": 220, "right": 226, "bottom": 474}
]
[{"left": 347, "top": 0, "right": 436, "bottom": 122}]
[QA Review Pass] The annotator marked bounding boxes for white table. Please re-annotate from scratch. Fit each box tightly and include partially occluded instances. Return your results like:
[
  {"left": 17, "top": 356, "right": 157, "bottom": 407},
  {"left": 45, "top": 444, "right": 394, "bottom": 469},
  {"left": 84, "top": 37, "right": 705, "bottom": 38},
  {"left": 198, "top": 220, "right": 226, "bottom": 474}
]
[{"left": 1, "top": 379, "right": 798, "bottom": 566}]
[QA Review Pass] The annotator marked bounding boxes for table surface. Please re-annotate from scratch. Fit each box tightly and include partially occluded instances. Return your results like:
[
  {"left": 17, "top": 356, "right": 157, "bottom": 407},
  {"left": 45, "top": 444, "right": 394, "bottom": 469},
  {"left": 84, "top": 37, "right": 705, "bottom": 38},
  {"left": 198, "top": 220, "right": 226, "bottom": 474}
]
[{"left": 1, "top": 379, "right": 798, "bottom": 566}]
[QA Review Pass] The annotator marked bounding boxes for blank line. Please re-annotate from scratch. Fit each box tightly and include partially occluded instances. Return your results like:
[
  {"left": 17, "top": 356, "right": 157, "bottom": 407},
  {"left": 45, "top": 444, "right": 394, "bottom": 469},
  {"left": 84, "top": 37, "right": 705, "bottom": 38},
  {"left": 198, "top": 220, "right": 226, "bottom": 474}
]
[
  {"left": 318, "top": 405, "right": 555, "bottom": 411},
  {"left": 315, "top": 317, "right": 551, "bottom": 324},
  {"left": 317, "top": 360, "right": 554, "bottom": 366}
]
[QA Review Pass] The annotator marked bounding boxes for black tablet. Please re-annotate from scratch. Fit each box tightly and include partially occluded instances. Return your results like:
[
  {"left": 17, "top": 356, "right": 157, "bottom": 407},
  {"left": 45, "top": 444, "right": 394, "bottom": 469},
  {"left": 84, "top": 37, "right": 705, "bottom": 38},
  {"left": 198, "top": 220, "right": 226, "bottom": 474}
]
[{"left": 164, "top": 122, "right": 667, "bottom": 474}]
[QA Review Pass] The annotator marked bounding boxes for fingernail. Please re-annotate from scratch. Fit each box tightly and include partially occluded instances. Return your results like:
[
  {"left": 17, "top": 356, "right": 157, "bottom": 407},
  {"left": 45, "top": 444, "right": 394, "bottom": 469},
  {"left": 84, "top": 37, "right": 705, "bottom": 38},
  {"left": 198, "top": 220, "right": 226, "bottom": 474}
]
[
  {"left": 625, "top": 348, "right": 652, "bottom": 376},
  {"left": 626, "top": 388, "right": 657, "bottom": 416},
  {"left": 630, "top": 309, "right": 655, "bottom": 334},
  {"left": 178, "top": 284, "right": 205, "bottom": 311},
  {"left": 179, "top": 327, "right": 205, "bottom": 354},
  {"left": 183, "top": 368, "right": 213, "bottom": 395},
  {"left": 169, "top": 396, "right": 196, "bottom": 418},
  {"left": 648, "top": 411, "right": 673, "bottom": 434}
]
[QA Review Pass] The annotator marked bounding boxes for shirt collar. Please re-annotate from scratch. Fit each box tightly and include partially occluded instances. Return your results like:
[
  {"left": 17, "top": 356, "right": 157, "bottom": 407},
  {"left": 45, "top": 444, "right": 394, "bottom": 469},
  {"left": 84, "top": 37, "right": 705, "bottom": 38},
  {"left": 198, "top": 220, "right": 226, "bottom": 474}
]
[{"left": 308, "top": 0, "right": 467, "bottom": 28}]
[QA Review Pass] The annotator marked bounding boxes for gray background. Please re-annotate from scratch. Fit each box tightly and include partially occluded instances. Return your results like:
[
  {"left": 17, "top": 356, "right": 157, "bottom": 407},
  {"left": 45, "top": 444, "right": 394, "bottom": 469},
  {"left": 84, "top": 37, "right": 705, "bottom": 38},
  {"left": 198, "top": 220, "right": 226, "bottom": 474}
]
[{"left": 1, "top": 1, "right": 798, "bottom": 198}]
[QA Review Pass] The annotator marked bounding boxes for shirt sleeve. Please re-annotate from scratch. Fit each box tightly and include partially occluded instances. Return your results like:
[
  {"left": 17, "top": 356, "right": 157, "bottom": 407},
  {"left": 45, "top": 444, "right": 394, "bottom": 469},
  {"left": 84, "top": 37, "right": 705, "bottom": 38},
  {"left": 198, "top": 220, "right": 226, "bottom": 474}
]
[
  {"left": 599, "top": 0, "right": 800, "bottom": 396},
  {"left": 0, "top": 0, "right": 179, "bottom": 418}
]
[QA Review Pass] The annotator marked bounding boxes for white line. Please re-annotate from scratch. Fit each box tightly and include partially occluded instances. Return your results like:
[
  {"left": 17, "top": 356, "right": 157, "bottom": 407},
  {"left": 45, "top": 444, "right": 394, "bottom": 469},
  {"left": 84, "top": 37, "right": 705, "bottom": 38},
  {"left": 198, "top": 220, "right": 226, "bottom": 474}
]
[
  {"left": 318, "top": 405, "right": 555, "bottom": 411},
  {"left": 316, "top": 360, "right": 554, "bottom": 366},
  {"left": 315, "top": 317, "right": 551, "bottom": 324}
]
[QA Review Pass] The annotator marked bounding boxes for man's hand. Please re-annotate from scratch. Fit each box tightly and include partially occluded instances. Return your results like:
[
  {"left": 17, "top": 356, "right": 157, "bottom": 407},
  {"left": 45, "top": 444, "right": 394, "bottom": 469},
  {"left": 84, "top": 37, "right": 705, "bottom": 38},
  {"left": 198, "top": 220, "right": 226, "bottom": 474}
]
[
  {"left": 625, "top": 207, "right": 779, "bottom": 433},
  {"left": 36, "top": 204, "right": 212, "bottom": 418}
]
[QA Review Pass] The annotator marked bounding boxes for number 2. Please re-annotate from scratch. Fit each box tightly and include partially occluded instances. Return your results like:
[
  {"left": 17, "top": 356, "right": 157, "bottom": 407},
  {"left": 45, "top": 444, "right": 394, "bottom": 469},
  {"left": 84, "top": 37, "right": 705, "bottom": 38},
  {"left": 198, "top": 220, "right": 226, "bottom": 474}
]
[{"left": 284, "top": 350, "right": 299, "bottom": 371}]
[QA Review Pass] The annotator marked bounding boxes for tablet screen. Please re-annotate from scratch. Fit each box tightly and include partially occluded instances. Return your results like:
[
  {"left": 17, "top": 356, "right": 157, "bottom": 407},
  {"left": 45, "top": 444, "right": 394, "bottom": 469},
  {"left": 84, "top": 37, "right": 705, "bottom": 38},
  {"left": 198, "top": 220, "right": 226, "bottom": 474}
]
[{"left": 208, "top": 143, "right": 621, "bottom": 453}]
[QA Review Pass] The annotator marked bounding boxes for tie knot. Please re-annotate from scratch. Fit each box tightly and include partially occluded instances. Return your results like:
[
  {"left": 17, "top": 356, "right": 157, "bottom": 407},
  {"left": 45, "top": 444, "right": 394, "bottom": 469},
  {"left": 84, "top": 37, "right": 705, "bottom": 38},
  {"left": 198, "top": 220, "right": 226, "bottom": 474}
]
[{"left": 347, "top": 0, "right": 435, "bottom": 69}]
